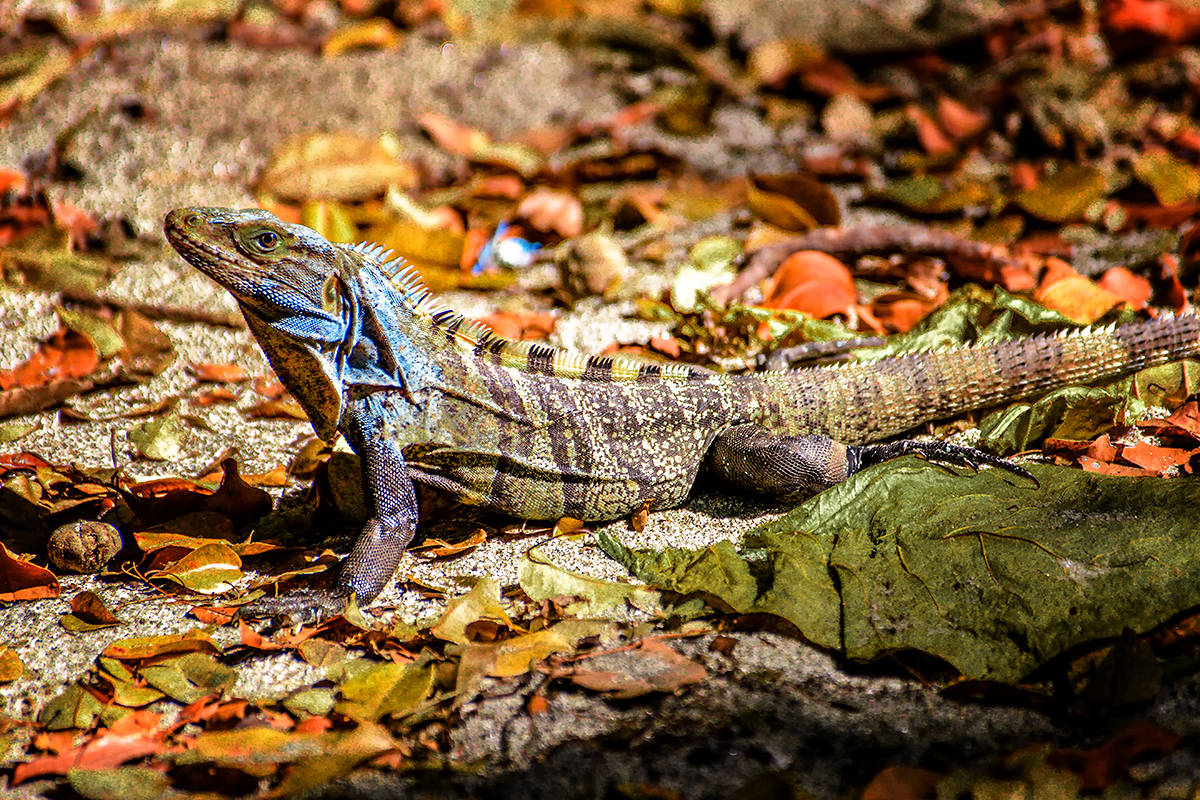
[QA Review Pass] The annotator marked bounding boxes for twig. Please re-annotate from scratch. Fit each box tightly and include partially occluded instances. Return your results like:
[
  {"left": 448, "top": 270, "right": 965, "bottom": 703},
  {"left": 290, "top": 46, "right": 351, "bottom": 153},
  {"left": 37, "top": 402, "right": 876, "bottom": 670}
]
[
  {"left": 713, "top": 225, "right": 1035, "bottom": 304},
  {"left": 61, "top": 288, "right": 244, "bottom": 328}
]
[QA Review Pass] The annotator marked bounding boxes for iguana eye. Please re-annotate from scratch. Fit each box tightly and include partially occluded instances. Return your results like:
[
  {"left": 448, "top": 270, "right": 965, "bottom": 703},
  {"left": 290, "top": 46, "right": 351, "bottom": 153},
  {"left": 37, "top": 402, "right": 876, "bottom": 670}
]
[{"left": 253, "top": 231, "right": 280, "bottom": 250}]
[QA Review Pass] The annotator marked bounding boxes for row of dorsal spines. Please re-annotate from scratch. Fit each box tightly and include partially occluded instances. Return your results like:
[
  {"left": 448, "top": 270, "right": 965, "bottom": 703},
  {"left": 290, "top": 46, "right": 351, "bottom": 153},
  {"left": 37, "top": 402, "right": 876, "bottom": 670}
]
[{"left": 342, "top": 240, "right": 708, "bottom": 383}]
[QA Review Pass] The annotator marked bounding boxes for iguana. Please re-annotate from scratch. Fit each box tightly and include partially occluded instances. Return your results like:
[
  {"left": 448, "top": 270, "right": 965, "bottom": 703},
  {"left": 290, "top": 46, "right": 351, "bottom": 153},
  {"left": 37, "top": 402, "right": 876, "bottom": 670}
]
[{"left": 164, "top": 207, "right": 1200, "bottom": 619}]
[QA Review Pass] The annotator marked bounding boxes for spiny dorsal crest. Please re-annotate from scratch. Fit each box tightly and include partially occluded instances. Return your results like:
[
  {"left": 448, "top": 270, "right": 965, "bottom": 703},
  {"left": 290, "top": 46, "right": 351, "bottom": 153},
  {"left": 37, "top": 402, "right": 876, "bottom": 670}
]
[{"left": 342, "top": 240, "right": 707, "bottom": 383}]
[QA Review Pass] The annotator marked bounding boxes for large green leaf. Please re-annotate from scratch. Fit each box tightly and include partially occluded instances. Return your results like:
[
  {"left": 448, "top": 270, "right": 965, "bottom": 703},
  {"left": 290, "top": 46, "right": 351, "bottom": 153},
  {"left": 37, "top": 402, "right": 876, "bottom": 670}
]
[{"left": 600, "top": 461, "right": 1200, "bottom": 684}]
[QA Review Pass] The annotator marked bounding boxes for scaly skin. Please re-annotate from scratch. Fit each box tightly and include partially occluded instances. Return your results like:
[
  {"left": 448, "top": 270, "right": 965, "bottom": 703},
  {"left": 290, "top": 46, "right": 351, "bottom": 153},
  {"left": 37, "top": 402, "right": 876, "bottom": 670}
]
[{"left": 164, "top": 207, "right": 1200, "bottom": 621}]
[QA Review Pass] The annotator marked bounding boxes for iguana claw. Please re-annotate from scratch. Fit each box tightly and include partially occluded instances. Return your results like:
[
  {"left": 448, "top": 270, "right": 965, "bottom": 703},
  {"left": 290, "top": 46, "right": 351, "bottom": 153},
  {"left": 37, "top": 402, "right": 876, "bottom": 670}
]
[{"left": 850, "top": 439, "right": 1039, "bottom": 487}]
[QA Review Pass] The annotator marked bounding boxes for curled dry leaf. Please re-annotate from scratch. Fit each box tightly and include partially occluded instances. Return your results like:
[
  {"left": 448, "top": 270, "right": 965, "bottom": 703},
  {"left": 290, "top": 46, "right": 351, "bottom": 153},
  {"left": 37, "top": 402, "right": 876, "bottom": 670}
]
[
  {"left": 746, "top": 172, "right": 841, "bottom": 232},
  {"left": 760, "top": 251, "right": 855, "bottom": 318}
]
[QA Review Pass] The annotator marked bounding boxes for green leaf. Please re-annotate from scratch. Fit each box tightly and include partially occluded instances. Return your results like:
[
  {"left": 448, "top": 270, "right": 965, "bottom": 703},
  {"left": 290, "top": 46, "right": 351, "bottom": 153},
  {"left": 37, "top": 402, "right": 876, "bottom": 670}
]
[
  {"left": 140, "top": 652, "right": 236, "bottom": 703},
  {"left": 1133, "top": 149, "right": 1200, "bottom": 206},
  {"left": 40, "top": 683, "right": 102, "bottom": 730},
  {"left": 147, "top": 542, "right": 242, "bottom": 594},
  {"left": 603, "top": 461, "right": 1200, "bottom": 684},
  {"left": 128, "top": 411, "right": 188, "bottom": 462},
  {"left": 1014, "top": 164, "right": 1107, "bottom": 222},
  {"left": 56, "top": 308, "right": 125, "bottom": 359},
  {"left": 69, "top": 768, "right": 170, "bottom": 800},
  {"left": 519, "top": 548, "right": 662, "bottom": 615},
  {"left": 334, "top": 660, "right": 434, "bottom": 722}
]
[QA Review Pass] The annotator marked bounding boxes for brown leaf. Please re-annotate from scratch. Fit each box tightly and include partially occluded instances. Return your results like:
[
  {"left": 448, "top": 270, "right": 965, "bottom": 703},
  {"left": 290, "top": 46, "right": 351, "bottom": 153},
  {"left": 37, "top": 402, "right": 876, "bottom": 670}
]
[
  {"left": 760, "top": 251, "right": 855, "bottom": 318},
  {"left": 411, "top": 528, "right": 487, "bottom": 560},
  {"left": 12, "top": 727, "right": 163, "bottom": 785},
  {"left": 1119, "top": 441, "right": 1197, "bottom": 474},
  {"left": 0, "top": 327, "right": 98, "bottom": 391},
  {"left": 244, "top": 397, "right": 308, "bottom": 421},
  {"left": 905, "top": 105, "right": 954, "bottom": 157},
  {"left": 0, "top": 542, "right": 60, "bottom": 601},
  {"left": 1033, "top": 259, "right": 1122, "bottom": 324},
  {"left": 1048, "top": 721, "right": 1180, "bottom": 791},
  {"left": 69, "top": 590, "right": 121, "bottom": 624},
  {"left": 1139, "top": 399, "right": 1200, "bottom": 440},
  {"left": 746, "top": 173, "right": 840, "bottom": 232},
  {"left": 861, "top": 765, "right": 942, "bottom": 800},
  {"left": 568, "top": 639, "right": 705, "bottom": 698},
  {"left": 936, "top": 96, "right": 989, "bottom": 140}
]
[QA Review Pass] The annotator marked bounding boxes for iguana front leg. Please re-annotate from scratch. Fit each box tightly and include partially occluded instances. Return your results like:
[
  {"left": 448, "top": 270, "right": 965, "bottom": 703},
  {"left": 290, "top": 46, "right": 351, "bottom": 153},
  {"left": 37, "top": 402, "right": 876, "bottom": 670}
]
[
  {"left": 707, "top": 423, "right": 1033, "bottom": 500},
  {"left": 242, "top": 435, "right": 418, "bottom": 624}
]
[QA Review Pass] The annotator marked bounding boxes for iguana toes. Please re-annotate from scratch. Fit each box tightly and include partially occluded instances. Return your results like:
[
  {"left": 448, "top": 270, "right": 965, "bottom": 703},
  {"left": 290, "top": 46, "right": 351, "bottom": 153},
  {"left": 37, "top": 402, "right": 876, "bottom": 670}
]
[{"left": 164, "top": 207, "right": 1200, "bottom": 621}]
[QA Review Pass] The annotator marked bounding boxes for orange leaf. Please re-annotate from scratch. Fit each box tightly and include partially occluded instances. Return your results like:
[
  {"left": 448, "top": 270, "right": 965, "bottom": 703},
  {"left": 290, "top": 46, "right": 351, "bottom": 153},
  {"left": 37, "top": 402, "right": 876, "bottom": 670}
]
[
  {"left": 1034, "top": 259, "right": 1122, "bottom": 323},
  {"left": 905, "top": 105, "right": 954, "bottom": 156},
  {"left": 936, "top": 96, "right": 988, "bottom": 140},
  {"left": 0, "top": 542, "right": 60, "bottom": 601},
  {"left": 191, "top": 362, "right": 250, "bottom": 383},
  {"left": 12, "top": 728, "right": 163, "bottom": 784},
  {"left": 861, "top": 765, "right": 942, "bottom": 800},
  {"left": 477, "top": 310, "right": 556, "bottom": 341},
  {"left": 1097, "top": 266, "right": 1152, "bottom": 310},
  {"left": 761, "top": 251, "right": 855, "bottom": 318},
  {"left": 0, "top": 328, "right": 99, "bottom": 391},
  {"left": 1119, "top": 440, "right": 1196, "bottom": 474}
]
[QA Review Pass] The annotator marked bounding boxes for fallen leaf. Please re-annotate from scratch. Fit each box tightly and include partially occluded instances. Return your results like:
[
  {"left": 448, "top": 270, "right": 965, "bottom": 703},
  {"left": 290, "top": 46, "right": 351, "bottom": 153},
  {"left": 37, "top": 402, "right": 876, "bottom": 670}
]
[
  {"left": 567, "top": 639, "right": 705, "bottom": 698},
  {"left": 1015, "top": 164, "right": 1107, "bottom": 223},
  {"left": 1034, "top": 259, "right": 1122, "bottom": 324},
  {"left": 258, "top": 132, "right": 417, "bottom": 201},
  {"left": 147, "top": 542, "right": 242, "bottom": 594},
  {"left": 322, "top": 17, "right": 401, "bottom": 56},
  {"left": 475, "top": 310, "right": 555, "bottom": 341},
  {"left": 1119, "top": 440, "right": 1196, "bottom": 474},
  {"left": 0, "top": 542, "right": 60, "bottom": 601},
  {"left": 746, "top": 172, "right": 841, "bottom": 232},
  {"left": 102, "top": 631, "right": 218, "bottom": 661},
  {"left": 430, "top": 579, "right": 513, "bottom": 644},
  {"left": 0, "top": 646, "right": 24, "bottom": 682},
  {"left": 410, "top": 528, "right": 487, "bottom": 559},
  {"left": 518, "top": 188, "right": 583, "bottom": 237},
  {"left": 760, "top": 251, "right": 855, "bottom": 318},
  {"left": 335, "top": 660, "right": 435, "bottom": 722},
  {"left": 1097, "top": 266, "right": 1152, "bottom": 310},
  {"left": 1134, "top": 148, "right": 1200, "bottom": 206},
  {"left": 936, "top": 95, "right": 989, "bottom": 140},
  {"left": 191, "top": 362, "right": 250, "bottom": 383},
  {"left": 905, "top": 104, "right": 954, "bottom": 156}
]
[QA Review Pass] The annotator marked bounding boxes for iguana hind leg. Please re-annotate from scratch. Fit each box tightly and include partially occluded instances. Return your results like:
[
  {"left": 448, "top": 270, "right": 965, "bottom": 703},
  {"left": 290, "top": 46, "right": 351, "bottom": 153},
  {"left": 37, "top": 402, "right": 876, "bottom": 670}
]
[{"left": 708, "top": 423, "right": 1034, "bottom": 500}]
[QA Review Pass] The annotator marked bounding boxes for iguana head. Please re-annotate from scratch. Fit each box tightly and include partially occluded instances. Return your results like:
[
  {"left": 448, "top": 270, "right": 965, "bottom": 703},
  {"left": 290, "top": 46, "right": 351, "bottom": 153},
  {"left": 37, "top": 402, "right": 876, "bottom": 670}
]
[{"left": 165, "top": 206, "right": 358, "bottom": 441}]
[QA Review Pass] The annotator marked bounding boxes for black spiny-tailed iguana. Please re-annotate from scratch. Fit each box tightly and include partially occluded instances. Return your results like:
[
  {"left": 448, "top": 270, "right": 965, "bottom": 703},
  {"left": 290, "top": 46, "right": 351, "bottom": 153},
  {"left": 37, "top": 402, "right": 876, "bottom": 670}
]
[{"left": 164, "top": 207, "right": 1200, "bottom": 619}]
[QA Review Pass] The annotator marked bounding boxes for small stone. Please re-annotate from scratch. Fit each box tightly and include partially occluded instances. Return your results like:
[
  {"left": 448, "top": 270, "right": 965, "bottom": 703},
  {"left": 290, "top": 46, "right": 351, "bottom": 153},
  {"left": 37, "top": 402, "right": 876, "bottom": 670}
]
[{"left": 47, "top": 521, "right": 122, "bottom": 574}]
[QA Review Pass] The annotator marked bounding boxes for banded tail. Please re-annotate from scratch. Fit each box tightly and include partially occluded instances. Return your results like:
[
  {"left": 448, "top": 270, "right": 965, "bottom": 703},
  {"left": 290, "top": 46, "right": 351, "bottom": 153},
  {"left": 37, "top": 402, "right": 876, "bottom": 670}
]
[{"left": 759, "top": 314, "right": 1200, "bottom": 445}]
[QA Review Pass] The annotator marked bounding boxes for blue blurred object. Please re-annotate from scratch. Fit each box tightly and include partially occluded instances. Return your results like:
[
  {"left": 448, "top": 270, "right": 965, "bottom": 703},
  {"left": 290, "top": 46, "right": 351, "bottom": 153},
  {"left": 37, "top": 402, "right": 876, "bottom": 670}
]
[{"left": 472, "top": 222, "right": 542, "bottom": 274}]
